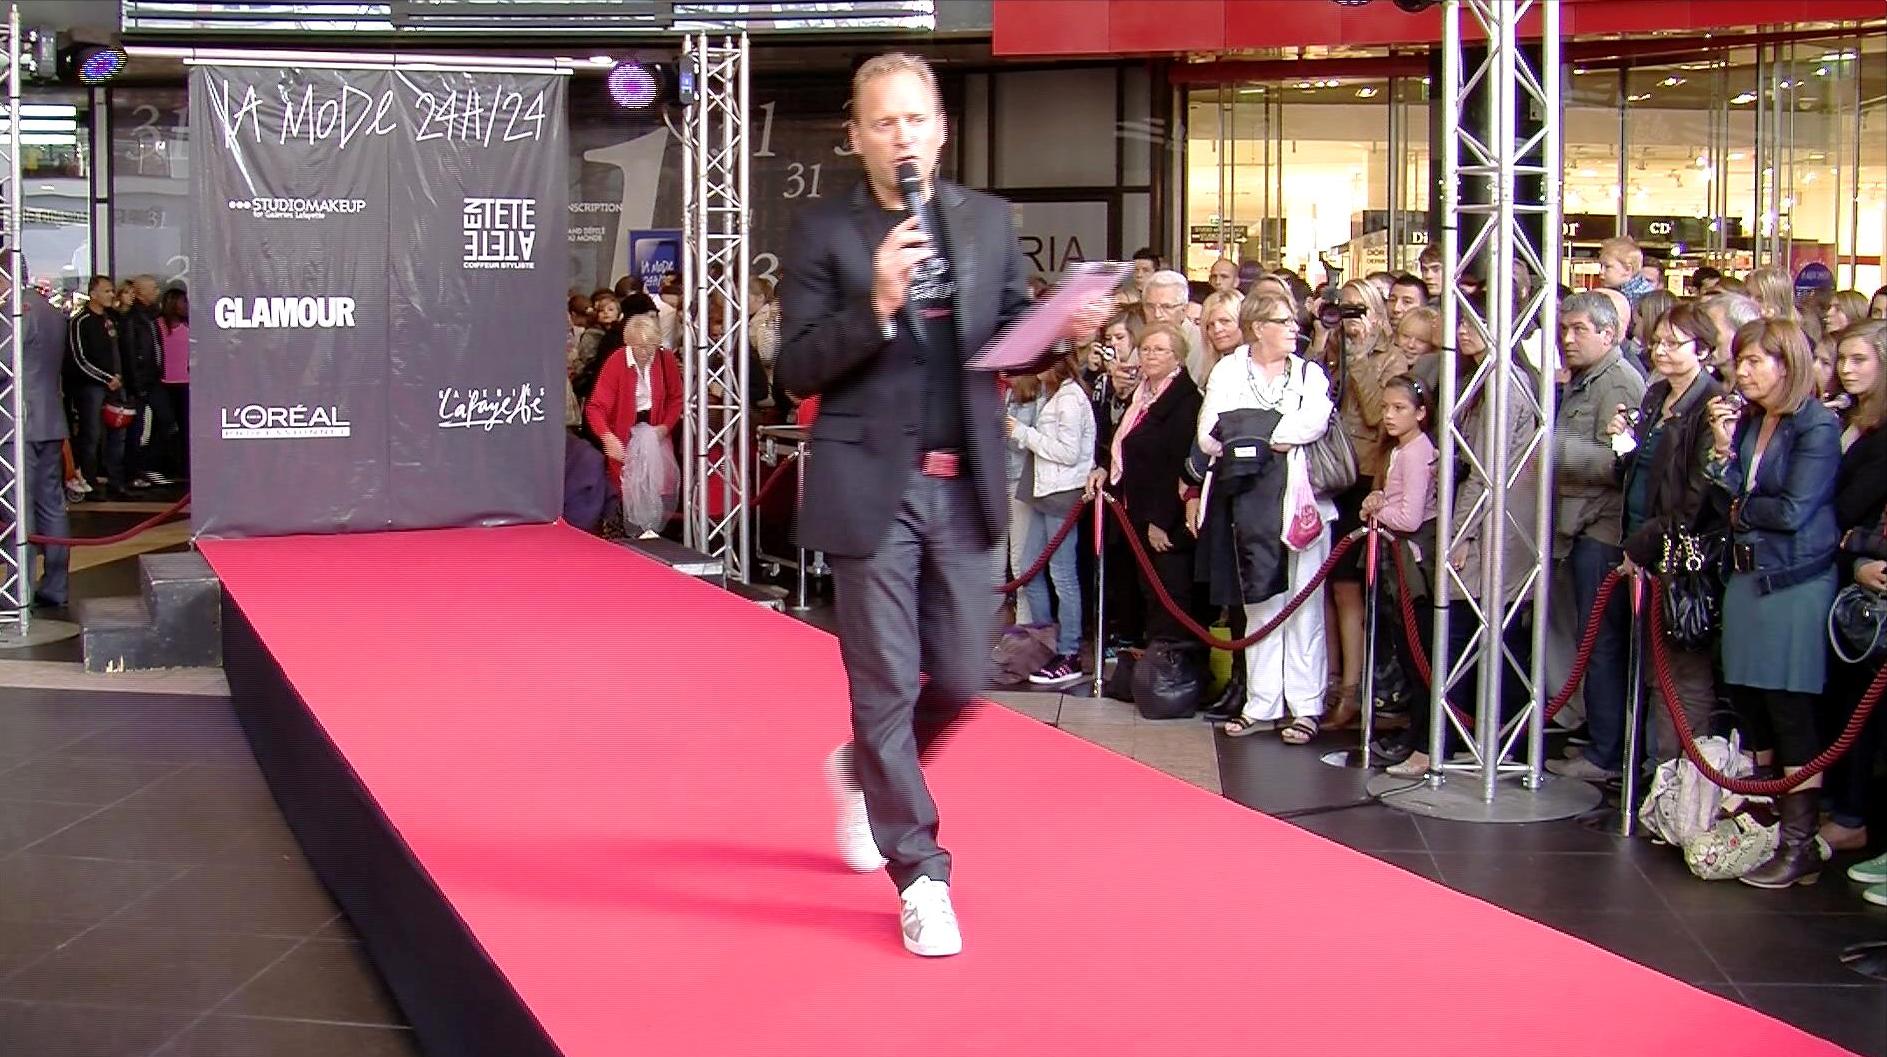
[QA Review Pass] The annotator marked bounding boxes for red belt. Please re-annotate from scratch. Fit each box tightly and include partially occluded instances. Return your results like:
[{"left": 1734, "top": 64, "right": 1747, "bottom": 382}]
[{"left": 920, "top": 450, "right": 960, "bottom": 479}]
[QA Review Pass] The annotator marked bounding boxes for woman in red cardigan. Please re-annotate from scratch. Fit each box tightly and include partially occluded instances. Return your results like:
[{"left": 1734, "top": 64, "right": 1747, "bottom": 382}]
[{"left": 584, "top": 314, "right": 684, "bottom": 490}]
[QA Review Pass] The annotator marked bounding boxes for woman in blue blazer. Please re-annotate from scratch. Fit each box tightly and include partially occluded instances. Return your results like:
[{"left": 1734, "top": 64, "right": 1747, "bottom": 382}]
[{"left": 1704, "top": 318, "right": 1840, "bottom": 890}]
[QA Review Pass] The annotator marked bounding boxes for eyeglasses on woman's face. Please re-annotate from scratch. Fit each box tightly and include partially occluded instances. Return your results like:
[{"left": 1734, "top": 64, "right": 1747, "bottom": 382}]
[
  {"left": 1259, "top": 315, "right": 1297, "bottom": 329},
  {"left": 1652, "top": 335, "right": 1695, "bottom": 352}
]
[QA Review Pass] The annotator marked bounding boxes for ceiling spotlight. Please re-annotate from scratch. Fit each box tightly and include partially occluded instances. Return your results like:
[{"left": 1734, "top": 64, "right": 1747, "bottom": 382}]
[
  {"left": 606, "top": 60, "right": 695, "bottom": 110},
  {"left": 58, "top": 42, "right": 126, "bottom": 86},
  {"left": 608, "top": 61, "right": 660, "bottom": 109}
]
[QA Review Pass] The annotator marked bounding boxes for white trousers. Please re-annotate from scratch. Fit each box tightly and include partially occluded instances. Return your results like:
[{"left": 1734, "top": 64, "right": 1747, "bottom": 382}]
[{"left": 1242, "top": 531, "right": 1331, "bottom": 721}]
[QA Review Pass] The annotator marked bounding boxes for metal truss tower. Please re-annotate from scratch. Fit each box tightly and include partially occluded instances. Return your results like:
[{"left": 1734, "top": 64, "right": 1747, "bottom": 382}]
[
  {"left": 1373, "top": 0, "right": 1596, "bottom": 822},
  {"left": 1, "top": 5, "right": 27, "bottom": 639},
  {"left": 680, "top": 32, "right": 751, "bottom": 582}
]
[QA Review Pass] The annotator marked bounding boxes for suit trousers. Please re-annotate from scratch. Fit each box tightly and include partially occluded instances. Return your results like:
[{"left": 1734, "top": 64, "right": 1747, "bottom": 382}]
[
  {"left": 831, "top": 472, "right": 995, "bottom": 892},
  {"left": 26, "top": 440, "right": 69, "bottom": 607}
]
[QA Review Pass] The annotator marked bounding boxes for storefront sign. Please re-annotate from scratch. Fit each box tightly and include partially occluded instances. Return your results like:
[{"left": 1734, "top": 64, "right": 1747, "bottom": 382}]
[
  {"left": 1190, "top": 223, "right": 1248, "bottom": 245},
  {"left": 1561, "top": 213, "right": 1743, "bottom": 246},
  {"left": 1011, "top": 199, "right": 1109, "bottom": 278},
  {"left": 191, "top": 64, "right": 567, "bottom": 538}
]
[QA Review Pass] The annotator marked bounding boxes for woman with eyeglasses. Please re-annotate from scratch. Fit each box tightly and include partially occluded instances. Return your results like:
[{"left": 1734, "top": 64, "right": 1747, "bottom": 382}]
[
  {"left": 1702, "top": 319, "right": 1841, "bottom": 889},
  {"left": 1821, "top": 319, "right": 1887, "bottom": 878},
  {"left": 1608, "top": 301, "right": 1725, "bottom": 763},
  {"left": 1087, "top": 322, "right": 1204, "bottom": 653},
  {"left": 1195, "top": 290, "right": 1334, "bottom": 744}
]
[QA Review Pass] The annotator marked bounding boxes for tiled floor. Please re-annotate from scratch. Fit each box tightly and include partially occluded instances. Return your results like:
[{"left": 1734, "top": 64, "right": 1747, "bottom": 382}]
[
  {"left": 1217, "top": 729, "right": 1887, "bottom": 1057},
  {"left": 0, "top": 690, "right": 419, "bottom": 1057},
  {"left": 2, "top": 534, "right": 1880, "bottom": 1055}
]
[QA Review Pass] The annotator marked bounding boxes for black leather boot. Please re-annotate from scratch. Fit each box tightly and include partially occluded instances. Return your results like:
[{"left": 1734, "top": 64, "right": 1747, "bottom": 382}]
[
  {"left": 1740, "top": 789, "right": 1824, "bottom": 889},
  {"left": 1199, "top": 665, "right": 1244, "bottom": 722}
]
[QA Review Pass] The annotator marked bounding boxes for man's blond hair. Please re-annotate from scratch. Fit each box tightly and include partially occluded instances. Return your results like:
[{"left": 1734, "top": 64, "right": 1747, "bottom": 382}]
[{"left": 851, "top": 52, "right": 943, "bottom": 114}]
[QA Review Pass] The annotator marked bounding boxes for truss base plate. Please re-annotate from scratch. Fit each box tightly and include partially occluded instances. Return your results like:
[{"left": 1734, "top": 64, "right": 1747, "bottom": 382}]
[
  {"left": 1369, "top": 769, "right": 1602, "bottom": 823},
  {"left": 0, "top": 618, "right": 81, "bottom": 650}
]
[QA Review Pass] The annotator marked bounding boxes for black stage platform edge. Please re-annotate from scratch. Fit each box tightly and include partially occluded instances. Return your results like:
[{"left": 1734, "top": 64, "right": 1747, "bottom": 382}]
[{"left": 220, "top": 592, "right": 562, "bottom": 1057}]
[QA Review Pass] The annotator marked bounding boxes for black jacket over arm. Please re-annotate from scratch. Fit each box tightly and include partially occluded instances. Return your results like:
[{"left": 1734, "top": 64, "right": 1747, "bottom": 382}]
[
  {"left": 1112, "top": 372, "right": 1202, "bottom": 541},
  {"left": 774, "top": 179, "right": 1033, "bottom": 558}
]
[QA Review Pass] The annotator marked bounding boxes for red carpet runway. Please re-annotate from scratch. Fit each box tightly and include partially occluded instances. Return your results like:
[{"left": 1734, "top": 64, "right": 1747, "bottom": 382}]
[{"left": 201, "top": 522, "right": 1855, "bottom": 1057}]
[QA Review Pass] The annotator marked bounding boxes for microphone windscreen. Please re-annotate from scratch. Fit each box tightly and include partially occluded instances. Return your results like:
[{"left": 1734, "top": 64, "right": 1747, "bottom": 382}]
[{"left": 894, "top": 160, "right": 920, "bottom": 191}]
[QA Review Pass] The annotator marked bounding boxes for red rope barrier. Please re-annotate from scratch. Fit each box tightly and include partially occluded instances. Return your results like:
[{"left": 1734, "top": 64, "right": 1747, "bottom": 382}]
[
  {"left": 752, "top": 451, "right": 799, "bottom": 506},
  {"left": 18, "top": 493, "right": 191, "bottom": 547},
  {"left": 996, "top": 497, "right": 1089, "bottom": 595},
  {"left": 1100, "top": 494, "right": 1358, "bottom": 651},
  {"left": 1646, "top": 576, "right": 1883, "bottom": 796},
  {"left": 1382, "top": 542, "right": 1620, "bottom": 724}
]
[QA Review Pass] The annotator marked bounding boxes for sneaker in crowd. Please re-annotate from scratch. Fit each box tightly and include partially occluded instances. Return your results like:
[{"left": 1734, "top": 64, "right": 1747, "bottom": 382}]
[
  {"left": 823, "top": 746, "right": 887, "bottom": 873},
  {"left": 66, "top": 476, "right": 91, "bottom": 494},
  {"left": 899, "top": 876, "right": 962, "bottom": 957},
  {"left": 1864, "top": 884, "right": 1887, "bottom": 908},
  {"left": 1545, "top": 755, "right": 1621, "bottom": 782},
  {"left": 1027, "top": 654, "right": 1081, "bottom": 688},
  {"left": 1849, "top": 851, "right": 1887, "bottom": 887},
  {"left": 141, "top": 470, "right": 175, "bottom": 486}
]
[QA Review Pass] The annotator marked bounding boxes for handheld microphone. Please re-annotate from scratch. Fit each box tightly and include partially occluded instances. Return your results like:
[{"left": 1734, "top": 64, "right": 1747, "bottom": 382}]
[{"left": 894, "top": 160, "right": 938, "bottom": 258}]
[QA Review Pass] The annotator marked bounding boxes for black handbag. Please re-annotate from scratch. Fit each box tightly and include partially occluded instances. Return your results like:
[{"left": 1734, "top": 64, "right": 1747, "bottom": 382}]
[
  {"left": 1829, "top": 584, "right": 1887, "bottom": 665},
  {"left": 1658, "top": 529, "right": 1725, "bottom": 651}
]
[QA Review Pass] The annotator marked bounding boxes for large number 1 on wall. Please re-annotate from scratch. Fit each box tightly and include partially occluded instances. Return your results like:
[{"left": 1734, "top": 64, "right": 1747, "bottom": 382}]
[{"left": 583, "top": 127, "right": 670, "bottom": 278}]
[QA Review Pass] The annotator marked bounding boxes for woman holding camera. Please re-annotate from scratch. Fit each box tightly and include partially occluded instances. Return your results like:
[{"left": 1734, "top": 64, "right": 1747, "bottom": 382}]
[
  {"left": 1323, "top": 279, "right": 1404, "bottom": 728},
  {"left": 1610, "top": 302, "right": 1724, "bottom": 761},
  {"left": 1704, "top": 318, "right": 1842, "bottom": 889}
]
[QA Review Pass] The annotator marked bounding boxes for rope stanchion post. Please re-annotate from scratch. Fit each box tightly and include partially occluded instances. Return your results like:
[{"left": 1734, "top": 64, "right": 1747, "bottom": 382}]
[
  {"left": 790, "top": 444, "right": 811, "bottom": 612},
  {"left": 1359, "top": 523, "right": 1381, "bottom": 771},
  {"left": 1091, "top": 491, "right": 1106, "bottom": 699},
  {"left": 1617, "top": 571, "right": 1646, "bottom": 837}
]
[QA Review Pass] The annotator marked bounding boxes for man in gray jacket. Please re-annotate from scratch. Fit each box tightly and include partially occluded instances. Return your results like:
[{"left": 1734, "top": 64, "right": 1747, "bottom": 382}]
[
  {"left": 16, "top": 260, "right": 70, "bottom": 608},
  {"left": 1548, "top": 291, "right": 1645, "bottom": 781}
]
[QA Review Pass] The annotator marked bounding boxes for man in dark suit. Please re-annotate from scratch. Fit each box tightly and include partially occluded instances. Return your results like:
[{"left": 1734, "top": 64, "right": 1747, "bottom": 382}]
[
  {"left": 775, "top": 52, "right": 1101, "bottom": 957},
  {"left": 14, "top": 260, "right": 72, "bottom": 608}
]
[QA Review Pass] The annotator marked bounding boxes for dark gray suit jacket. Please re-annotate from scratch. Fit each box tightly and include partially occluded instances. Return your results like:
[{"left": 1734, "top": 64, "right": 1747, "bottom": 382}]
[
  {"left": 21, "top": 292, "right": 68, "bottom": 442},
  {"left": 775, "top": 179, "right": 1033, "bottom": 558}
]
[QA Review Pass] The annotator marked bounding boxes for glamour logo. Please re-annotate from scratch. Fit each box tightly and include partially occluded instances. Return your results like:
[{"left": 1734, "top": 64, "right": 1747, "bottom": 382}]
[
  {"left": 220, "top": 404, "right": 352, "bottom": 439},
  {"left": 225, "top": 197, "right": 368, "bottom": 221},
  {"left": 437, "top": 383, "right": 548, "bottom": 432},
  {"left": 463, "top": 197, "right": 536, "bottom": 270},
  {"left": 213, "top": 296, "right": 357, "bottom": 330}
]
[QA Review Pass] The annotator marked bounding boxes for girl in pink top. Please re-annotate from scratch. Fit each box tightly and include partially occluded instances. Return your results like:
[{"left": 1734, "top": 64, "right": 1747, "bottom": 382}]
[{"left": 1360, "top": 373, "right": 1437, "bottom": 538}]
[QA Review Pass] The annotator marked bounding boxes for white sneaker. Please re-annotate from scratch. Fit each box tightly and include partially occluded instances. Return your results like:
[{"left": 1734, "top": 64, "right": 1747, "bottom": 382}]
[
  {"left": 824, "top": 747, "right": 887, "bottom": 873},
  {"left": 899, "top": 876, "right": 962, "bottom": 957}
]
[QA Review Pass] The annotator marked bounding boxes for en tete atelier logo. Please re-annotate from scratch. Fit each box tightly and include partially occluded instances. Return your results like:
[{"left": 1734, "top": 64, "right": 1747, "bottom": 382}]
[{"left": 437, "top": 383, "right": 547, "bottom": 432}]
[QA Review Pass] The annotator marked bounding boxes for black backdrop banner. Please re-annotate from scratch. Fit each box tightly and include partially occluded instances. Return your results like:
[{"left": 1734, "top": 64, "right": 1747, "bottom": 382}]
[
  {"left": 189, "top": 64, "right": 568, "bottom": 538},
  {"left": 387, "top": 70, "right": 566, "bottom": 530}
]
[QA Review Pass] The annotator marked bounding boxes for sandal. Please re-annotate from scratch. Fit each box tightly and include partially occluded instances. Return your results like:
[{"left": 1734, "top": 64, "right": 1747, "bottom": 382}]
[
  {"left": 1219, "top": 715, "right": 1279, "bottom": 738},
  {"left": 1324, "top": 685, "right": 1362, "bottom": 731},
  {"left": 1280, "top": 715, "right": 1322, "bottom": 745}
]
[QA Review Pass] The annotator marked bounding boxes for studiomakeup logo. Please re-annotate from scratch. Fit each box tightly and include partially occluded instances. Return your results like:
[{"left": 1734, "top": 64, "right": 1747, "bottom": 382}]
[
  {"left": 463, "top": 197, "right": 536, "bottom": 270},
  {"left": 213, "top": 296, "right": 357, "bottom": 330},
  {"left": 221, "top": 404, "right": 352, "bottom": 439},
  {"left": 226, "top": 197, "right": 367, "bottom": 221},
  {"left": 437, "top": 384, "right": 547, "bottom": 432}
]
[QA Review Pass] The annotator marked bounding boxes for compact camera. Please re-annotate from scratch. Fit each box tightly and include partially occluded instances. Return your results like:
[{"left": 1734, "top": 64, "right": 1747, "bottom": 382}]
[{"left": 1317, "top": 301, "right": 1368, "bottom": 329}]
